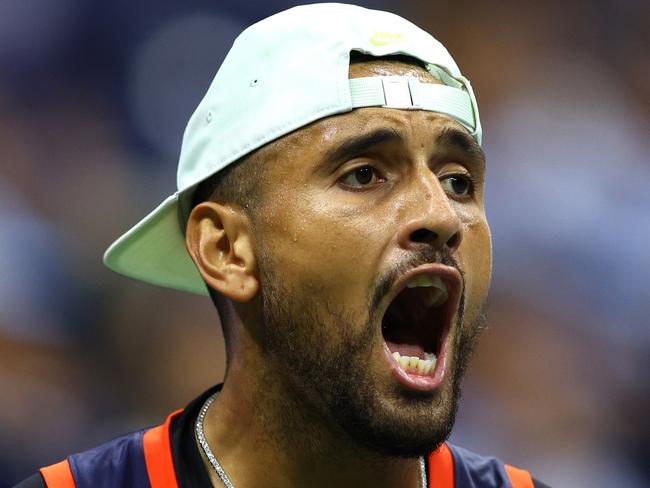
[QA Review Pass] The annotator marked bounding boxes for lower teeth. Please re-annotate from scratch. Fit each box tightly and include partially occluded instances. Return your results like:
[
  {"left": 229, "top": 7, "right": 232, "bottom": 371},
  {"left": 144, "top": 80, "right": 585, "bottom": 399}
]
[{"left": 392, "top": 351, "right": 436, "bottom": 375}]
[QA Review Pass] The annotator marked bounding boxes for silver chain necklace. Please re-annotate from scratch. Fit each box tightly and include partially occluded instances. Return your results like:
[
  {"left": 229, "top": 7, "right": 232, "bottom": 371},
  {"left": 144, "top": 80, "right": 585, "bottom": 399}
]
[{"left": 195, "top": 393, "right": 428, "bottom": 488}]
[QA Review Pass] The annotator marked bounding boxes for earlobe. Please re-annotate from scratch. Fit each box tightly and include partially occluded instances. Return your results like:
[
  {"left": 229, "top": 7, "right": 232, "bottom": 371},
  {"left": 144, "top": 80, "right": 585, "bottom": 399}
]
[{"left": 185, "top": 202, "right": 259, "bottom": 302}]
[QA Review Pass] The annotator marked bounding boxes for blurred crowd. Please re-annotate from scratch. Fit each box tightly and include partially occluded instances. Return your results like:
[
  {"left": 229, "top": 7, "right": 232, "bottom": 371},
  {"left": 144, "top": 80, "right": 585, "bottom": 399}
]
[{"left": 1, "top": 0, "right": 648, "bottom": 486}]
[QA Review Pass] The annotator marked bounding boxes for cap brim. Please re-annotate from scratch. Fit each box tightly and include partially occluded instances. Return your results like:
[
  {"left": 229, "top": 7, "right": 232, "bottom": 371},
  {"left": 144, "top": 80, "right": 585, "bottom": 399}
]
[{"left": 103, "top": 194, "right": 208, "bottom": 296}]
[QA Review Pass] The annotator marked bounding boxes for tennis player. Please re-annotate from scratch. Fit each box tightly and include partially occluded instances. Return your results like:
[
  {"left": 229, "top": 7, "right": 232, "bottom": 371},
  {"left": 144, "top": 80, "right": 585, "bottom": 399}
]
[{"left": 17, "top": 4, "right": 549, "bottom": 487}]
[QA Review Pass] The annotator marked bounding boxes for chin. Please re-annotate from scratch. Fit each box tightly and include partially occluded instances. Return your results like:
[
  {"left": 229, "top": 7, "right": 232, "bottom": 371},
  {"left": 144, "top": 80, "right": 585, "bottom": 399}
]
[{"left": 322, "top": 357, "right": 463, "bottom": 458}]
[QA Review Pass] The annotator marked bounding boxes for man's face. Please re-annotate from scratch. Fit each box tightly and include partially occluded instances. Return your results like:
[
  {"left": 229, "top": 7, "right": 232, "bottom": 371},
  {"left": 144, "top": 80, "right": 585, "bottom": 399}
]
[{"left": 250, "top": 62, "right": 491, "bottom": 456}]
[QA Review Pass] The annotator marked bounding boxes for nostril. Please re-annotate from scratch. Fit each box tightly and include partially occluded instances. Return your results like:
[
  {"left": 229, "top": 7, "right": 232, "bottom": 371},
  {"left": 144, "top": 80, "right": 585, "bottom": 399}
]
[
  {"left": 446, "top": 232, "right": 461, "bottom": 250},
  {"left": 409, "top": 228, "right": 462, "bottom": 249},
  {"left": 410, "top": 228, "right": 438, "bottom": 244}
]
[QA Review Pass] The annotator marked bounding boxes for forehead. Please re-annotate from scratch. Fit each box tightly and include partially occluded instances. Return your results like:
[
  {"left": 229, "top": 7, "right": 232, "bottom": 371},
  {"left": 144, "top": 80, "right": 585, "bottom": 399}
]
[{"left": 256, "top": 60, "right": 473, "bottom": 172}]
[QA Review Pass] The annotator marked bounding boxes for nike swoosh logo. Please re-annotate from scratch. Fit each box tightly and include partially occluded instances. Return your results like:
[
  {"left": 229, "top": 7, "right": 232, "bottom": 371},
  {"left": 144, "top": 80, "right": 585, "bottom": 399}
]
[{"left": 369, "top": 32, "right": 404, "bottom": 46}]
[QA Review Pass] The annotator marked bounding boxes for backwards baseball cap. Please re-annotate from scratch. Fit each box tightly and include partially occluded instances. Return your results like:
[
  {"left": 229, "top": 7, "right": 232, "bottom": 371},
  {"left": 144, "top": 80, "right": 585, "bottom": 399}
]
[{"left": 104, "top": 3, "right": 482, "bottom": 296}]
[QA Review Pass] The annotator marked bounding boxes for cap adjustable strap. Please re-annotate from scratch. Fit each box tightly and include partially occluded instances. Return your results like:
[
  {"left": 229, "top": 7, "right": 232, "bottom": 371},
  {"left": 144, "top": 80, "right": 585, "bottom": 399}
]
[{"left": 349, "top": 76, "right": 479, "bottom": 141}]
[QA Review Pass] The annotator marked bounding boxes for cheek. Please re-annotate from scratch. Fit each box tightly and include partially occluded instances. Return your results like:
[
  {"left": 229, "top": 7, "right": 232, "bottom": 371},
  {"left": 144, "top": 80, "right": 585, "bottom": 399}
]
[
  {"left": 255, "top": 195, "right": 385, "bottom": 302},
  {"left": 458, "top": 219, "right": 492, "bottom": 308}
]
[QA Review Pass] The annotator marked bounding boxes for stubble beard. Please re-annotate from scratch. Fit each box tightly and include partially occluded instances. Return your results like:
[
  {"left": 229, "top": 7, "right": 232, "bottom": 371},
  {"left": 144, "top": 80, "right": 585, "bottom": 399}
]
[{"left": 257, "top": 256, "right": 486, "bottom": 459}]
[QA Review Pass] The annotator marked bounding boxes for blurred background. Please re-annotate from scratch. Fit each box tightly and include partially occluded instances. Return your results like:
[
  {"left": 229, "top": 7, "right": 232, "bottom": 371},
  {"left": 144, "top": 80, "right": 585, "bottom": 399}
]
[{"left": 0, "top": 0, "right": 648, "bottom": 486}]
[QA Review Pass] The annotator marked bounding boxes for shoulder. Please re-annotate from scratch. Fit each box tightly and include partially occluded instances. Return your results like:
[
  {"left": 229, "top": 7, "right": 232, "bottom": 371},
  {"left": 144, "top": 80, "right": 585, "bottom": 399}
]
[
  {"left": 69, "top": 428, "right": 151, "bottom": 484},
  {"left": 441, "top": 443, "right": 550, "bottom": 488},
  {"left": 16, "top": 396, "right": 204, "bottom": 488},
  {"left": 11, "top": 429, "right": 145, "bottom": 488},
  {"left": 19, "top": 428, "right": 151, "bottom": 488},
  {"left": 24, "top": 406, "right": 184, "bottom": 488}
]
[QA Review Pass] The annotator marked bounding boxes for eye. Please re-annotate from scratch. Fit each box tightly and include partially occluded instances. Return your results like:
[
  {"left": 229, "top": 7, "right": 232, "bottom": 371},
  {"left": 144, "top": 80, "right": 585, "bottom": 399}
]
[
  {"left": 440, "top": 174, "right": 472, "bottom": 197},
  {"left": 339, "top": 165, "right": 384, "bottom": 189}
]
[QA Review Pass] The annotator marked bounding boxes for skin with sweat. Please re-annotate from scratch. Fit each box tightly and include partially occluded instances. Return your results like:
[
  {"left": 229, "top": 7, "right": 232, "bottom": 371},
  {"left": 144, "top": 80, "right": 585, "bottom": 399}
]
[{"left": 185, "top": 60, "right": 492, "bottom": 488}]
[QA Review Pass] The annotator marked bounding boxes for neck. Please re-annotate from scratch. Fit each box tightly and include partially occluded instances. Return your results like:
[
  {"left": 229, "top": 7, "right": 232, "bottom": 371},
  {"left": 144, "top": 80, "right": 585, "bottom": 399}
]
[{"left": 198, "top": 356, "right": 425, "bottom": 488}]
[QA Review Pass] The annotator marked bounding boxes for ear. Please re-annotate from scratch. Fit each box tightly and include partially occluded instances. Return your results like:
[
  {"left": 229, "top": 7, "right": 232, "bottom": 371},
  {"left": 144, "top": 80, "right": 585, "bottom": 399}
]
[{"left": 185, "top": 202, "right": 259, "bottom": 302}]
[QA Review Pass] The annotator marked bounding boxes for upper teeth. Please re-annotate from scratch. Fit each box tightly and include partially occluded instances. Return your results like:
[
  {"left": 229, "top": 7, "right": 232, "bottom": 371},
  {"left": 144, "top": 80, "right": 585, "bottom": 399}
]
[{"left": 405, "top": 275, "right": 448, "bottom": 307}]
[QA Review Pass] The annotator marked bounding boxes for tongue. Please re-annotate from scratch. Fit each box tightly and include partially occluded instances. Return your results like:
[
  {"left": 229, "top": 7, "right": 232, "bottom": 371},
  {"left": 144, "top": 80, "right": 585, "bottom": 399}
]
[{"left": 385, "top": 340, "right": 425, "bottom": 359}]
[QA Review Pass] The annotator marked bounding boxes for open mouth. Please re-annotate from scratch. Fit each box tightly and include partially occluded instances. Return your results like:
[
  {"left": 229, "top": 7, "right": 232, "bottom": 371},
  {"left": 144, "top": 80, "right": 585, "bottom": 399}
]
[{"left": 380, "top": 265, "right": 461, "bottom": 385}]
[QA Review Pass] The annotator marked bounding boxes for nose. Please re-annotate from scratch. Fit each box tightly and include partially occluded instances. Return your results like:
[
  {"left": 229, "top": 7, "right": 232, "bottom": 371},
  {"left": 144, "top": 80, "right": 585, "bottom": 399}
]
[{"left": 397, "top": 174, "right": 463, "bottom": 253}]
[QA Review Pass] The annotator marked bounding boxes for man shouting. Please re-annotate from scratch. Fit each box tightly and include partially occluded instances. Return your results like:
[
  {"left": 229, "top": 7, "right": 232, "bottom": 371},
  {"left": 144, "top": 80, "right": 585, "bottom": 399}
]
[{"left": 19, "top": 4, "right": 548, "bottom": 488}]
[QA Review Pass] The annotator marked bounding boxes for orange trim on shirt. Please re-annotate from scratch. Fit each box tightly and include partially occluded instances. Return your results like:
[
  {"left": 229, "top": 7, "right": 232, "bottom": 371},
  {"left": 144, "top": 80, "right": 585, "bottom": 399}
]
[
  {"left": 142, "top": 408, "right": 184, "bottom": 488},
  {"left": 40, "top": 459, "right": 75, "bottom": 488},
  {"left": 428, "top": 443, "right": 454, "bottom": 488},
  {"left": 504, "top": 464, "right": 534, "bottom": 488}
]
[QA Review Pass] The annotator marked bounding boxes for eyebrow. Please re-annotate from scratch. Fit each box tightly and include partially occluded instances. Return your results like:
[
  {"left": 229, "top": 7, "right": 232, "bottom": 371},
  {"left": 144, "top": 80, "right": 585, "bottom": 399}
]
[
  {"left": 436, "top": 126, "right": 486, "bottom": 169},
  {"left": 318, "top": 125, "right": 486, "bottom": 171},
  {"left": 319, "top": 128, "right": 402, "bottom": 170}
]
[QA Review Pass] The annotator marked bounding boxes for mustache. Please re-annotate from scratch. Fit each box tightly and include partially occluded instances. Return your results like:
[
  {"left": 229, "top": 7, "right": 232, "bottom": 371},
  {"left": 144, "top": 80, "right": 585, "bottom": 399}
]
[{"left": 369, "top": 249, "right": 464, "bottom": 313}]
